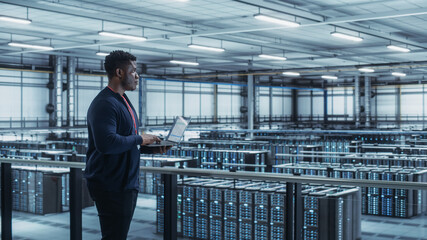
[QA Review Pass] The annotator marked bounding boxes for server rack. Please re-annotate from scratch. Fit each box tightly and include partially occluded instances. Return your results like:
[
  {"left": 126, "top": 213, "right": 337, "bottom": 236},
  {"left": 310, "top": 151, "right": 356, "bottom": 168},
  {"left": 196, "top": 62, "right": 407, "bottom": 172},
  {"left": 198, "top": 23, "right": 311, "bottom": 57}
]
[
  {"left": 223, "top": 185, "right": 239, "bottom": 240},
  {"left": 380, "top": 171, "right": 395, "bottom": 217},
  {"left": 395, "top": 171, "right": 414, "bottom": 218},
  {"left": 253, "top": 186, "right": 270, "bottom": 240},
  {"left": 195, "top": 182, "right": 210, "bottom": 240},
  {"left": 321, "top": 187, "right": 361, "bottom": 240},
  {"left": 156, "top": 176, "right": 362, "bottom": 240},
  {"left": 270, "top": 187, "right": 286, "bottom": 240},
  {"left": 156, "top": 178, "right": 185, "bottom": 235},
  {"left": 182, "top": 179, "right": 214, "bottom": 238},
  {"left": 413, "top": 169, "right": 427, "bottom": 215},
  {"left": 207, "top": 183, "right": 227, "bottom": 239},
  {"left": 237, "top": 185, "right": 255, "bottom": 240},
  {"left": 303, "top": 191, "right": 324, "bottom": 240},
  {"left": 303, "top": 187, "right": 361, "bottom": 240}
]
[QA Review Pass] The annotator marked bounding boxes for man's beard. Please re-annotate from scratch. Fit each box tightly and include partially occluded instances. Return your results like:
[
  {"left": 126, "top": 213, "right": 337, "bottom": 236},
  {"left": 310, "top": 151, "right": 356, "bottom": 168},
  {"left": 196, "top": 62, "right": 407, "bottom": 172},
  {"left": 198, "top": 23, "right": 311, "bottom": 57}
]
[{"left": 121, "top": 76, "right": 135, "bottom": 91}]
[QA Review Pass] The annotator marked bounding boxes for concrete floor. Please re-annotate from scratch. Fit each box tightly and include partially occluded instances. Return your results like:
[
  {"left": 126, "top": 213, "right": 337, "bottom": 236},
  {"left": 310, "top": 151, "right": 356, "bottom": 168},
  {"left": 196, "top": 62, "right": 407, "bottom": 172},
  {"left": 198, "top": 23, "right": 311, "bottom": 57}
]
[
  {"left": 11, "top": 194, "right": 161, "bottom": 240},
  {"left": 7, "top": 193, "right": 427, "bottom": 240}
]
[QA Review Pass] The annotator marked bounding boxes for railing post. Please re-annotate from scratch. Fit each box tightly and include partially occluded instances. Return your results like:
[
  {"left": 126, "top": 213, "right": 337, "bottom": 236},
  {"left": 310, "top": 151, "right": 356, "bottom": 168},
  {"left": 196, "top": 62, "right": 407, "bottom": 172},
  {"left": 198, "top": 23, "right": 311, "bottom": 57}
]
[
  {"left": 294, "top": 182, "right": 303, "bottom": 240},
  {"left": 1, "top": 162, "right": 12, "bottom": 240},
  {"left": 70, "top": 166, "right": 83, "bottom": 240},
  {"left": 285, "top": 182, "right": 294, "bottom": 240},
  {"left": 163, "top": 174, "right": 177, "bottom": 240}
]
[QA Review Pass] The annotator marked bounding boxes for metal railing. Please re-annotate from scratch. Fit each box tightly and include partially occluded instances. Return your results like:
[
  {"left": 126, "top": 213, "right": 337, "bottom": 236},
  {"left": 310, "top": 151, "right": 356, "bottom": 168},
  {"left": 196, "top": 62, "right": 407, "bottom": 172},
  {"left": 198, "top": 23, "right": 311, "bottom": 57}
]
[
  {"left": 3, "top": 157, "right": 427, "bottom": 239},
  {"left": 2, "top": 114, "right": 427, "bottom": 129}
]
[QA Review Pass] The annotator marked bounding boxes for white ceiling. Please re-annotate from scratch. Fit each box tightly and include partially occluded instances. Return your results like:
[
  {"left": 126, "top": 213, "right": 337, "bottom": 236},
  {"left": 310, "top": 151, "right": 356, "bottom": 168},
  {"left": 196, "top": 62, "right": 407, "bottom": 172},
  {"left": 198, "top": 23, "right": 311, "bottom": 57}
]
[{"left": 1, "top": 0, "right": 427, "bottom": 81}]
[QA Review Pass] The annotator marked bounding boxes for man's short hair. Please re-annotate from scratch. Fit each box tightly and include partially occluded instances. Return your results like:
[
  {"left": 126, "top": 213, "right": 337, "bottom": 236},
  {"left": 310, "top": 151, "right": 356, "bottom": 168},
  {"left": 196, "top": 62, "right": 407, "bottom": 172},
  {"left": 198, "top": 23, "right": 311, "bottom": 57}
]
[{"left": 104, "top": 50, "right": 136, "bottom": 79}]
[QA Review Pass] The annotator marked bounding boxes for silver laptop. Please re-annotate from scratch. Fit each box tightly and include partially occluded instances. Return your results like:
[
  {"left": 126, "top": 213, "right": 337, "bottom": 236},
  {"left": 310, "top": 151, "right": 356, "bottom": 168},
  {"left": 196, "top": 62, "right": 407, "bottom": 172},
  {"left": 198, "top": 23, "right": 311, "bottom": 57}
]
[{"left": 146, "top": 116, "right": 190, "bottom": 147}]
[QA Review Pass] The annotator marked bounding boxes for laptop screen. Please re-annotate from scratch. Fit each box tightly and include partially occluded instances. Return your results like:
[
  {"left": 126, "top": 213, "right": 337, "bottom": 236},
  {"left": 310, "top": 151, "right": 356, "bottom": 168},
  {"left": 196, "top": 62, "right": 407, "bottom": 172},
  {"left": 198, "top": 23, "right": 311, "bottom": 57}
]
[{"left": 167, "top": 116, "right": 189, "bottom": 143}]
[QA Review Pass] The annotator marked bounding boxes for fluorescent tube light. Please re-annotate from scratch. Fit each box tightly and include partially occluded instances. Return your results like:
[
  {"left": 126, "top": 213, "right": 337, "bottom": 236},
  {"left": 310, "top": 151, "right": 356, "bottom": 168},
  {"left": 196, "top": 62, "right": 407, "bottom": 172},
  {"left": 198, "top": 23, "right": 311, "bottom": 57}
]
[
  {"left": 0, "top": 16, "right": 32, "bottom": 24},
  {"left": 259, "top": 54, "right": 287, "bottom": 61},
  {"left": 321, "top": 75, "right": 338, "bottom": 80},
  {"left": 188, "top": 44, "right": 225, "bottom": 52},
  {"left": 358, "top": 68, "right": 375, "bottom": 73},
  {"left": 331, "top": 32, "right": 363, "bottom": 42},
  {"left": 96, "top": 52, "right": 109, "bottom": 56},
  {"left": 387, "top": 45, "right": 410, "bottom": 53},
  {"left": 8, "top": 42, "right": 53, "bottom": 51},
  {"left": 254, "top": 14, "right": 300, "bottom": 27},
  {"left": 170, "top": 60, "right": 199, "bottom": 66},
  {"left": 392, "top": 72, "right": 406, "bottom": 77},
  {"left": 98, "top": 31, "right": 147, "bottom": 41},
  {"left": 282, "top": 72, "right": 300, "bottom": 76}
]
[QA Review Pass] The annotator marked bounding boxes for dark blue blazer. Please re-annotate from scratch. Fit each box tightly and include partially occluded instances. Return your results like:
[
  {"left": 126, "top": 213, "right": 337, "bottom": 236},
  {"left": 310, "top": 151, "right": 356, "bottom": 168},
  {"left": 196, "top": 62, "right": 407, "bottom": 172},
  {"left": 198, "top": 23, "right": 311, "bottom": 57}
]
[{"left": 85, "top": 87, "right": 142, "bottom": 191}]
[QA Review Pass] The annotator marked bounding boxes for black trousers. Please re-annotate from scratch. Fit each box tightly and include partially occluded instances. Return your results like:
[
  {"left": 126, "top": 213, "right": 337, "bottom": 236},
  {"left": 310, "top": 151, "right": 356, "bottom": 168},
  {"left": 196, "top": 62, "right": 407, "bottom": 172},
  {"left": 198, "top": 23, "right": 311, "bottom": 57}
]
[{"left": 89, "top": 189, "right": 138, "bottom": 240}]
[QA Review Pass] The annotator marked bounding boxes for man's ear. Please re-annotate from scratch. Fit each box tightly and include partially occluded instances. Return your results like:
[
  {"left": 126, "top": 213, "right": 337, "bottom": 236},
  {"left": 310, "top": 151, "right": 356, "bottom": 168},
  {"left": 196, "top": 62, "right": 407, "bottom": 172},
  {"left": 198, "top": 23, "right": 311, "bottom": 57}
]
[{"left": 115, "top": 68, "right": 123, "bottom": 78}]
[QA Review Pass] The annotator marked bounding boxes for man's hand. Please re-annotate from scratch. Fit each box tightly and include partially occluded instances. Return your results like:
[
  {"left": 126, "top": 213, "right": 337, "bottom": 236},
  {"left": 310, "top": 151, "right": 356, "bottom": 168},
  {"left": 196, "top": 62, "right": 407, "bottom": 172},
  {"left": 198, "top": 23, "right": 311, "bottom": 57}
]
[{"left": 141, "top": 134, "right": 161, "bottom": 146}]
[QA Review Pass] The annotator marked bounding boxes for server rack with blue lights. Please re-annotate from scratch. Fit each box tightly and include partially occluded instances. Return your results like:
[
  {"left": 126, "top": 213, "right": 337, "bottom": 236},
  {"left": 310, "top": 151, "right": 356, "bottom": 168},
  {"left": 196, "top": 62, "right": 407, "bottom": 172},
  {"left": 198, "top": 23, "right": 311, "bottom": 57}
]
[
  {"left": 156, "top": 177, "right": 361, "bottom": 240},
  {"left": 207, "top": 183, "right": 227, "bottom": 239},
  {"left": 303, "top": 187, "right": 361, "bottom": 240},
  {"left": 269, "top": 187, "right": 287, "bottom": 240}
]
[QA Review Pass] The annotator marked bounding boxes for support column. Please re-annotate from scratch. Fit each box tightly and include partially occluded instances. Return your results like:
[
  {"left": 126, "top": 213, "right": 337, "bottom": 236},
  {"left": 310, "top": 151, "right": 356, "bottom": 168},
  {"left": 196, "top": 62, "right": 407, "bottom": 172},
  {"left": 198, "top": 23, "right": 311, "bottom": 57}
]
[
  {"left": 286, "top": 182, "right": 294, "bottom": 240},
  {"left": 364, "top": 76, "right": 371, "bottom": 127},
  {"left": 423, "top": 85, "right": 425, "bottom": 130},
  {"left": 214, "top": 84, "right": 218, "bottom": 123},
  {"left": 291, "top": 89, "right": 298, "bottom": 122},
  {"left": 247, "top": 74, "right": 254, "bottom": 138},
  {"left": 70, "top": 167, "right": 82, "bottom": 240},
  {"left": 310, "top": 90, "right": 313, "bottom": 121},
  {"left": 323, "top": 90, "right": 328, "bottom": 124},
  {"left": 100, "top": 60, "right": 105, "bottom": 89},
  {"left": 182, "top": 82, "right": 185, "bottom": 117},
  {"left": 163, "top": 174, "right": 177, "bottom": 240},
  {"left": 294, "top": 183, "right": 303, "bottom": 240},
  {"left": 48, "top": 56, "right": 55, "bottom": 127},
  {"left": 67, "top": 57, "right": 76, "bottom": 127},
  {"left": 55, "top": 55, "right": 63, "bottom": 127},
  {"left": 355, "top": 76, "right": 360, "bottom": 128},
  {"left": 1, "top": 163, "right": 12, "bottom": 240},
  {"left": 269, "top": 87, "right": 273, "bottom": 123},
  {"left": 139, "top": 77, "right": 147, "bottom": 129},
  {"left": 397, "top": 83, "right": 401, "bottom": 128}
]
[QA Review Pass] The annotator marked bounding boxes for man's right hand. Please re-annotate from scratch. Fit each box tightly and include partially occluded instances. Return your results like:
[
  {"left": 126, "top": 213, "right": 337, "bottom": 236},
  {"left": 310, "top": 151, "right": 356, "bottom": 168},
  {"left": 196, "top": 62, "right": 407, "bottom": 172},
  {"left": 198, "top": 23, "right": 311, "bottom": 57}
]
[{"left": 141, "top": 134, "right": 161, "bottom": 146}]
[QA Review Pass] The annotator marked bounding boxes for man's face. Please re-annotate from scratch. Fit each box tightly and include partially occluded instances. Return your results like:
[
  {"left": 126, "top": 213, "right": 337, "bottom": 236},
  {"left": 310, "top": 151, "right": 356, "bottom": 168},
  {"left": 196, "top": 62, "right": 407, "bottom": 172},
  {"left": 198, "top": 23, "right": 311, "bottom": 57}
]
[{"left": 121, "top": 60, "right": 139, "bottom": 91}]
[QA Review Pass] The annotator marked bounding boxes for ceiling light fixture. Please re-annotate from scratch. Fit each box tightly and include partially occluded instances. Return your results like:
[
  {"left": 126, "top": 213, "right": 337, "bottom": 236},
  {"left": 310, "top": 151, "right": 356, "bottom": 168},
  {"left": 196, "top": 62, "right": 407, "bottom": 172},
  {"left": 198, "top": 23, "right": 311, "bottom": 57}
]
[
  {"left": 259, "top": 54, "right": 287, "bottom": 61},
  {"left": 96, "top": 52, "right": 109, "bottom": 56},
  {"left": 254, "top": 14, "right": 300, "bottom": 27},
  {"left": 98, "top": 31, "right": 147, "bottom": 41},
  {"left": 321, "top": 75, "right": 338, "bottom": 80},
  {"left": 331, "top": 31, "right": 363, "bottom": 42},
  {"left": 0, "top": 15, "right": 32, "bottom": 24},
  {"left": 392, "top": 72, "right": 406, "bottom": 77},
  {"left": 387, "top": 44, "right": 410, "bottom": 53},
  {"left": 358, "top": 68, "right": 375, "bottom": 73},
  {"left": 8, "top": 42, "right": 53, "bottom": 50},
  {"left": 188, "top": 44, "right": 225, "bottom": 52},
  {"left": 282, "top": 71, "right": 300, "bottom": 76},
  {"left": 170, "top": 60, "right": 199, "bottom": 66}
]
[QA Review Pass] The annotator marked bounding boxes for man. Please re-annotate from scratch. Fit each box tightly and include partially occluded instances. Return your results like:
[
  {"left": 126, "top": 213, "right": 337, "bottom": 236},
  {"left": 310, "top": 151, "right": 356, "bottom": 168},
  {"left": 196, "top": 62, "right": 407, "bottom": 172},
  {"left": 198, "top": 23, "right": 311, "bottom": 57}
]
[{"left": 85, "top": 50, "right": 165, "bottom": 239}]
